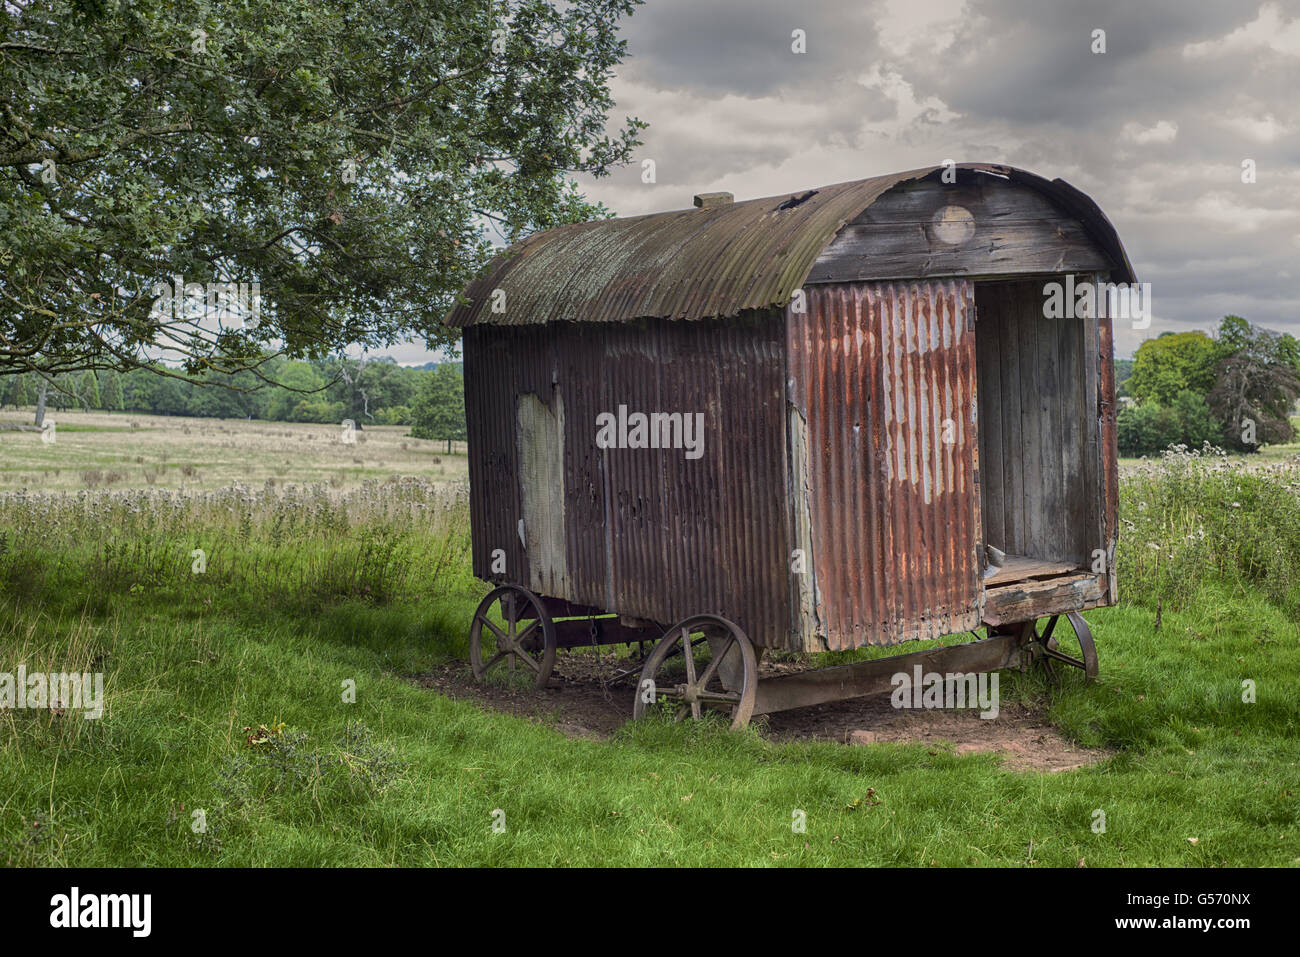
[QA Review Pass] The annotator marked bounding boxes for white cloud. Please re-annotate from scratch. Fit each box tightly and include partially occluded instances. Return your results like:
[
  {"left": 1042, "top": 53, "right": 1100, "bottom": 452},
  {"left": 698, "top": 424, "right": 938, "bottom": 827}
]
[
  {"left": 1183, "top": 2, "right": 1300, "bottom": 58},
  {"left": 1189, "top": 192, "right": 1294, "bottom": 232},
  {"left": 1221, "top": 113, "right": 1289, "bottom": 143},
  {"left": 856, "top": 64, "right": 962, "bottom": 128},
  {"left": 875, "top": 0, "right": 968, "bottom": 55},
  {"left": 1121, "top": 120, "right": 1179, "bottom": 145}
]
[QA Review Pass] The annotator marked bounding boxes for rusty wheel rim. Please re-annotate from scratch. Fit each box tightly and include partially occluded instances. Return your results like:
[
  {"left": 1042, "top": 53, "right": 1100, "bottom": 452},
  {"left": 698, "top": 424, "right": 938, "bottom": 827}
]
[
  {"left": 632, "top": 615, "right": 757, "bottom": 730},
  {"left": 468, "top": 585, "right": 556, "bottom": 690},
  {"left": 1034, "top": 612, "right": 1098, "bottom": 682}
]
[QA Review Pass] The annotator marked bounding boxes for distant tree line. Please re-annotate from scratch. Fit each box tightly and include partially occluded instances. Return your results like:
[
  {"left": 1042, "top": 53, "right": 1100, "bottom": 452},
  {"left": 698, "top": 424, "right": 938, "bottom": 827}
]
[
  {"left": 11, "top": 321, "right": 1290, "bottom": 460},
  {"left": 1118, "top": 316, "right": 1300, "bottom": 456},
  {"left": 0, "top": 356, "right": 466, "bottom": 448}
]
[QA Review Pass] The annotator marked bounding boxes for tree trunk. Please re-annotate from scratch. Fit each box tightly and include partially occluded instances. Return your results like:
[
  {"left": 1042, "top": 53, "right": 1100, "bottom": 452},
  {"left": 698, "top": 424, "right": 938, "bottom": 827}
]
[
  {"left": 34, "top": 378, "right": 48, "bottom": 428},
  {"left": 446, "top": 437, "right": 451, "bottom": 454}
]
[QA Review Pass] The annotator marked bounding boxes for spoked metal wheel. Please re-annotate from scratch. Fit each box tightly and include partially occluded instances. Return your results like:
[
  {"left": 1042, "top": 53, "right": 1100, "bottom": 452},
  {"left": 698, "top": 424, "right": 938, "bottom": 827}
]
[
  {"left": 632, "top": 615, "right": 758, "bottom": 730},
  {"left": 468, "top": 585, "right": 556, "bottom": 689},
  {"left": 1026, "top": 612, "right": 1098, "bottom": 682}
]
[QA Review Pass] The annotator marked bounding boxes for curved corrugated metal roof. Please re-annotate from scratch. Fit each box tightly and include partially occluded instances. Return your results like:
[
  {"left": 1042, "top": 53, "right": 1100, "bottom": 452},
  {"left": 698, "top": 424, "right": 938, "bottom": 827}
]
[{"left": 445, "top": 163, "right": 1135, "bottom": 327}]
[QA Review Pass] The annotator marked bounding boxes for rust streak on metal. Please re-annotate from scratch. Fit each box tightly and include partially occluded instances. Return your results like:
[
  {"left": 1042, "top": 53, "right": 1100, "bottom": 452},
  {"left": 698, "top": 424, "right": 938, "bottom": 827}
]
[{"left": 787, "top": 280, "right": 982, "bottom": 649}]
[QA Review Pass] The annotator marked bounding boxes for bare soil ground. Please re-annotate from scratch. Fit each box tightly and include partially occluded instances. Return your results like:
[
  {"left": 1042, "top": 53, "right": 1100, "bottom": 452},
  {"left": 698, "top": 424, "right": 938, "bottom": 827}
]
[{"left": 415, "top": 651, "right": 1108, "bottom": 773}]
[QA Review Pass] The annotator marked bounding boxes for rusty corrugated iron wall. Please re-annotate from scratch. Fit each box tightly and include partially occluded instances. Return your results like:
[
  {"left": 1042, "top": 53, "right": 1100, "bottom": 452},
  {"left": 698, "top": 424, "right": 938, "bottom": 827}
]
[
  {"left": 786, "top": 280, "right": 983, "bottom": 649},
  {"left": 464, "top": 314, "right": 793, "bottom": 648}
]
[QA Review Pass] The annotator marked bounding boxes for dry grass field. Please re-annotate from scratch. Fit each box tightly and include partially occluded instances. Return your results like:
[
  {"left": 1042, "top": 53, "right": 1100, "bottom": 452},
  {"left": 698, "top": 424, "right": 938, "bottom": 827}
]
[{"left": 0, "top": 410, "right": 467, "bottom": 492}]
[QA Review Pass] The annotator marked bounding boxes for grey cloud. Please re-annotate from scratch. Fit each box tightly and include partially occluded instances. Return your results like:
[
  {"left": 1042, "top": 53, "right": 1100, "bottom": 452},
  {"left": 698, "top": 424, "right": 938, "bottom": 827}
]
[
  {"left": 618, "top": 0, "right": 891, "bottom": 96},
  {"left": 563, "top": 0, "right": 1300, "bottom": 355}
]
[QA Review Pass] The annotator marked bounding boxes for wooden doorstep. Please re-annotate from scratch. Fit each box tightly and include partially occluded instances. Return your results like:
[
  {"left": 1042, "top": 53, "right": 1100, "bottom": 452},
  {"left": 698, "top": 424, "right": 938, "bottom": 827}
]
[
  {"left": 983, "top": 555, "right": 1081, "bottom": 586},
  {"left": 981, "top": 571, "right": 1108, "bottom": 627}
]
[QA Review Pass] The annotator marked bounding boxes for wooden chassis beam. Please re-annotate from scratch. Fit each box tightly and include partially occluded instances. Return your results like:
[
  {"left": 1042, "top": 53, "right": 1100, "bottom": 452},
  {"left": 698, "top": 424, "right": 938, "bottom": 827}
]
[
  {"left": 551, "top": 616, "right": 660, "bottom": 650},
  {"left": 751, "top": 633, "right": 1023, "bottom": 716}
]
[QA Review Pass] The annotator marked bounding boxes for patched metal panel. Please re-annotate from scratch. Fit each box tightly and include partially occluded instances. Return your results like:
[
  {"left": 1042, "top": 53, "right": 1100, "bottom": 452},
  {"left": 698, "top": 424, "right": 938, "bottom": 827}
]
[
  {"left": 516, "top": 392, "right": 568, "bottom": 596},
  {"left": 786, "top": 403, "right": 821, "bottom": 644},
  {"left": 787, "top": 280, "right": 982, "bottom": 649},
  {"left": 463, "top": 324, "right": 553, "bottom": 592}
]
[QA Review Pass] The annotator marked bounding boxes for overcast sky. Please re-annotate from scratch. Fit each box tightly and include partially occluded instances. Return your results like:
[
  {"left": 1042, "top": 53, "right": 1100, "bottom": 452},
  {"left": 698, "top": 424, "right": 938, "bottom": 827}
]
[{"left": 392, "top": 0, "right": 1300, "bottom": 363}]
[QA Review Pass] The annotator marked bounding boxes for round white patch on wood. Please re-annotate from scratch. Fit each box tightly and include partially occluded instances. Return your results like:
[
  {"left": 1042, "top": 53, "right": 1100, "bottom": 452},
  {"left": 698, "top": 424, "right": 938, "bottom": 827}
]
[{"left": 932, "top": 205, "right": 975, "bottom": 244}]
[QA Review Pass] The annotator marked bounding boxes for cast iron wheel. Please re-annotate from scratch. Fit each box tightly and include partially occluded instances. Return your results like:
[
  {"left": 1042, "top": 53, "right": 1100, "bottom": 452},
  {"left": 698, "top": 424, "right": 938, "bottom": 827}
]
[
  {"left": 631, "top": 615, "right": 758, "bottom": 730},
  {"left": 1029, "top": 612, "right": 1098, "bottom": 682},
  {"left": 468, "top": 585, "right": 556, "bottom": 689}
]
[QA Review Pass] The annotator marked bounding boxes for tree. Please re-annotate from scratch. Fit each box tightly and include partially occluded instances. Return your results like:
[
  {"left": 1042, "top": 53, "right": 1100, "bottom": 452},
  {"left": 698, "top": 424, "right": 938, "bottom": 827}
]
[
  {"left": 1216, "top": 315, "right": 1253, "bottom": 355},
  {"left": 410, "top": 365, "right": 466, "bottom": 452},
  {"left": 1207, "top": 318, "right": 1300, "bottom": 451},
  {"left": 78, "top": 369, "right": 100, "bottom": 409},
  {"left": 1116, "top": 390, "right": 1222, "bottom": 457},
  {"left": 0, "top": 0, "right": 644, "bottom": 384},
  {"left": 121, "top": 368, "right": 156, "bottom": 412},
  {"left": 1127, "top": 332, "right": 1219, "bottom": 407},
  {"left": 100, "top": 370, "right": 124, "bottom": 411},
  {"left": 328, "top": 356, "right": 417, "bottom": 424},
  {"left": 143, "top": 373, "right": 188, "bottom": 416},
  {"left": 265, "top": 362, "right": 326, "bottom": 422},
  {"left": 1, "top": 373, "right": 30, "bottom": 409},
  {"left": 1170, "top": 389, "right": 1223, "bottom": 447},
  {"left": 33, "top": 376, "right": 48, "bottom": 426},
  {"left": 51, "top": 372, "right": 80, "bottom": 410},
  {"left": 376, "top": 405, "right": 412, "bottom": 426},
  {"left": 288, "top": 399, "right": 345, "bottom": 424}
]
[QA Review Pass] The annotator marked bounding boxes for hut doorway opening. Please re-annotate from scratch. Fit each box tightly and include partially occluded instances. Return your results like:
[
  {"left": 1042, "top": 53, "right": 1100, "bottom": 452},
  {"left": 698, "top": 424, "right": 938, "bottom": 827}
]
[{"left": 973, "top": 277, "right": 1102, "bottom": 583}]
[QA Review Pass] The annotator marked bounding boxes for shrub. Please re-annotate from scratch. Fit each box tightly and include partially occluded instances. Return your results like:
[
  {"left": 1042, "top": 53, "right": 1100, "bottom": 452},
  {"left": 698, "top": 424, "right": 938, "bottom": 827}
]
[
  {"left": 1170, "top": 389, "right": 1224, "bottom": 448},
  {"left": 1119, "top": 447, "right": 1300, "bottom": 614},
  {"left": 1118, "top": 391, "right": 1224, "bottom": 457},
  {"left": 1118, "top": 402, "right": 1181, "bottom": 456},
  {"left": 375, "top": 405, "right": 412, "bottom": 426}
]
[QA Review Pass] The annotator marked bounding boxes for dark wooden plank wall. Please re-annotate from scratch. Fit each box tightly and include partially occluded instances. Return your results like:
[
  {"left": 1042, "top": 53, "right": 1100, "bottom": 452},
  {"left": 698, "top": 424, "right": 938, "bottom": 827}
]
[
  {"left": 806, "top": 176, "right": 1113, "bottom": 283},
  {"left": 974, "top": 280, "right": 1100, "bottom": 567}
]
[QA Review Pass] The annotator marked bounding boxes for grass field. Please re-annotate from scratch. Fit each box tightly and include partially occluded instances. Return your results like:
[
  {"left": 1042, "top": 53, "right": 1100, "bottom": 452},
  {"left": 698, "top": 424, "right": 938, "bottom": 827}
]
[
  {"left": 0, "top": 409, "right": 467, "bottom": 491},
  {"left": 1, "top": 416, "right": 1298, "bottom": 866}
]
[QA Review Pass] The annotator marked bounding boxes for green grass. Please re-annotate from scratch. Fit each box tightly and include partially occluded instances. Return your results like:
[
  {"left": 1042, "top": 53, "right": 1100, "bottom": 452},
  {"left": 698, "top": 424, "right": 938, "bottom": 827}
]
[{"left": 1, "top": 457, "right": 1298, "bottom": 866}]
